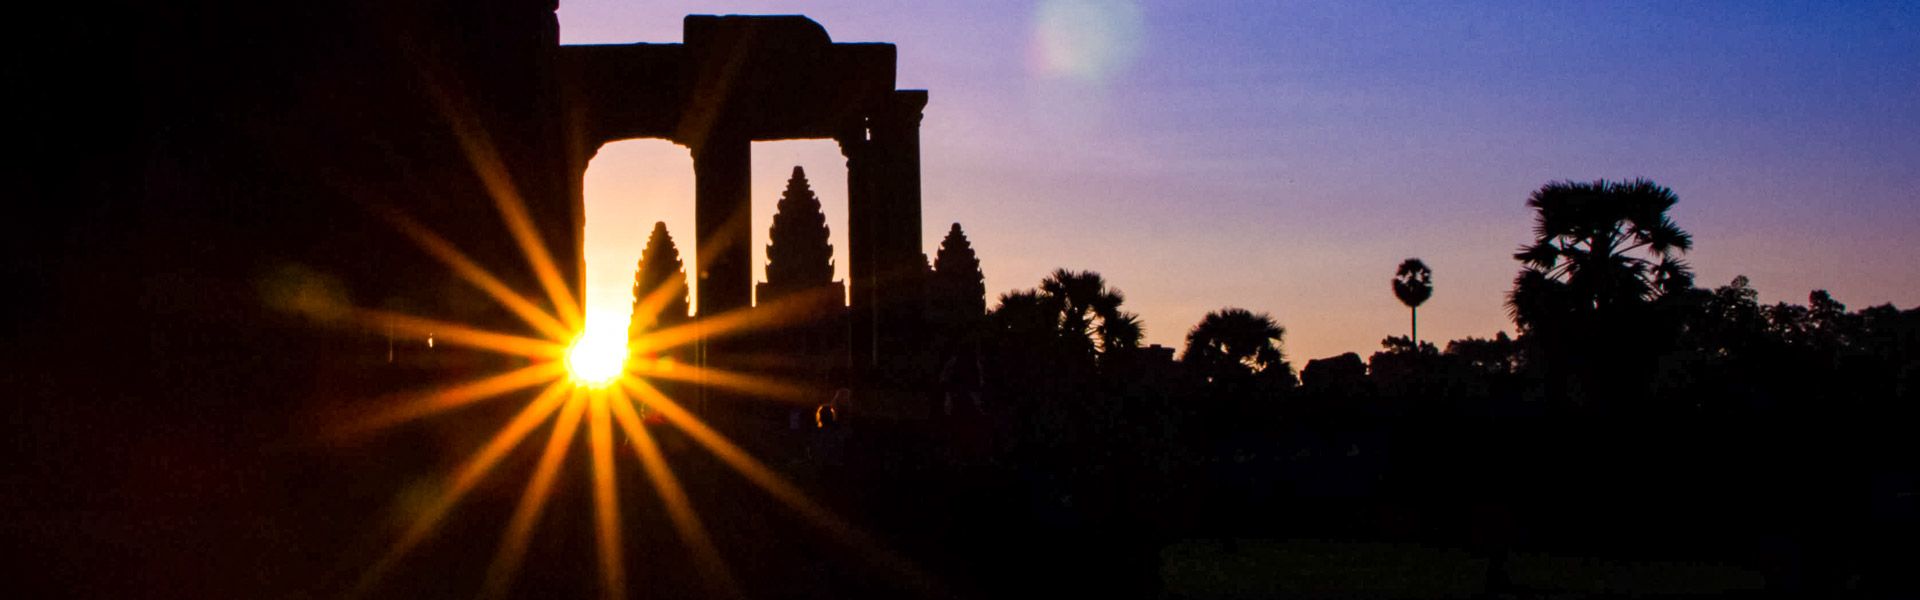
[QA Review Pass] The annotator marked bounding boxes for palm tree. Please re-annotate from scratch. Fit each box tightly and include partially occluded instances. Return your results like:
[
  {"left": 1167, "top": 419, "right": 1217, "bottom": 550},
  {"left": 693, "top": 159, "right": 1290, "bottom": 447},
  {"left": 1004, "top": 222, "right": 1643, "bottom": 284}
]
[
  {"left": 1182, "top": 308, "right": 1286, "bottom": 382},
  {"left": 1504, "top": 178, "right": 1695, "bottom": 408},
  {"left": 990, "top": 269, "right": 1140, "bottom": 367},
  {"left": 1506, "top": 178, "right": 1693, "bottom": 332},
  {"left": 1392, "top": 258, "right": 1433, "bottom": 344},
  {"left": 1037, "top": 269, "right": 1140, "bottom": 357},
  {"left": 991, "top": 290, "right": 1052, "bottom": 334}
]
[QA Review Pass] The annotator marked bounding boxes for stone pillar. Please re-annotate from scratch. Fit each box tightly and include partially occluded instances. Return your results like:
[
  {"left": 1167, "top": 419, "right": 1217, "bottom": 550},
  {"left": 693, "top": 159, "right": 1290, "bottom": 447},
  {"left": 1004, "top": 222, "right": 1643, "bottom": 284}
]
[
  {"left": 839, "top": 90, "right": 927, "bottom": 374},
  {"left": 691, "top": 136, "right": 750, "bottom": 417},
  {"left": 869, "top": 91, "right": 928, "bottom": 365},
  {"left": 690, "top": 136, "right": 752, "bottom": 318},
  {"left": 837, "top": 129, "right": 878, "bottom": 369}
]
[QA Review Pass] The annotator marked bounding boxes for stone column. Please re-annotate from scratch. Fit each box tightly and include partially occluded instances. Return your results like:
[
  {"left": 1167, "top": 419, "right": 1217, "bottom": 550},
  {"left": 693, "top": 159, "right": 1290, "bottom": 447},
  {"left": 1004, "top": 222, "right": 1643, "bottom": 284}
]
[
  {"left": 838, "top": 91, "right": 927, "bottom": 374},
  {"left": 869, "top": 91, "right": 928, "bottom": 366},
  {"left": 691, "top": 136, "right": 750, "bottom": 417},
  {"left": 837, "top": 129, "right": 878, "bottom": 369},
  {"left": 690, "top": 136, "right": 752, "bottom": 318}
]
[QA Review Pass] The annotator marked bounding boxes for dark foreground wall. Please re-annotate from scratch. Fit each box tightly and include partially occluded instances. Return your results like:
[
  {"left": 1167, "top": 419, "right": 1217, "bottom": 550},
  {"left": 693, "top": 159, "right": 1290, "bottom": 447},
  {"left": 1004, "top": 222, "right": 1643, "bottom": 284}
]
[{"left": 5, "top": 1, "right": 577, "bottom": 596}]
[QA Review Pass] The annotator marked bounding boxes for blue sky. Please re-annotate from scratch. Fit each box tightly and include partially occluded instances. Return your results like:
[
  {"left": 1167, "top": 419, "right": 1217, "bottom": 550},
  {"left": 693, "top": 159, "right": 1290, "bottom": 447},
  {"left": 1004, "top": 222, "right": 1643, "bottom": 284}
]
[{"left": 563, "top": 1, "right": 1919, "bottom": 361}]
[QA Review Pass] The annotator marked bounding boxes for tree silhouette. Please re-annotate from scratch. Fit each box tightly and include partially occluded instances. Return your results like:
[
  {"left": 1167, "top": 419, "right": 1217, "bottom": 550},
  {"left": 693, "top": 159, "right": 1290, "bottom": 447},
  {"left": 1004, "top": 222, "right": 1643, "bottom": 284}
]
[
  {"left": 1506, "top": 178, "right": 1693, "bottom": 332},
  {"left": 629, "top": 221, "right": 689, "bottom": 344},
  {"left": 1504, "top": 178, "right": 1695, "bottom": 408},
  {"left": 1392, "top": 258, "right": 1433, "bottom": 344},
  {"left": 1686, "top": 275, "right": 1768, "bottom": 357},
  {"left": 1038, "top": 269, "right": 1141, "bottom": 359},
  {"left": 1807, "top": 289, "right": 1854, "bottom": 351},
  {"left": 988, "top": 269, "right": 1142, "bottom": 374},
  {"left": 990, "top": 289, "right": 1053, "bottom": 341},
  {"left": 759, "top": 166, "right": 837, "bottom": 303},
  {"left": 1445, "top": 332, "right": 1520, "bottom": 376},
  {"left": 929, "top": 223, "right": 987, "bottom": 333},
  {"left": 1301, "top": 352, "right": 1369, "bottom": 398},
  {"left": 1182, "top": 308, "right": 1288, "bottom": 383}
]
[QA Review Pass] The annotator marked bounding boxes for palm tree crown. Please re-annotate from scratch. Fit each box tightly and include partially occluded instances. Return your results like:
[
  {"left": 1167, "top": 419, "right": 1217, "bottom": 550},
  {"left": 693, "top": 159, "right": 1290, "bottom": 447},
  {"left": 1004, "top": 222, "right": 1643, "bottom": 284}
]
[
  {"left": 1037, "top": 269, "right": 1141, "bottom": 356},
  {"left": 992, "top": 269, "right": 1140, "bottom": 362},
  {"left": 1507, "top": 178, "right": 1694, "bottom": 331},
  {"left": 1393, "top": 259, "right": 1432, "bottom": 308},
  {"left": 1393, "top": 258, "right": 1433, "bottom": 343},
  {"left": 1182, "top": 308, "right": 1286, "bottom": 380}
]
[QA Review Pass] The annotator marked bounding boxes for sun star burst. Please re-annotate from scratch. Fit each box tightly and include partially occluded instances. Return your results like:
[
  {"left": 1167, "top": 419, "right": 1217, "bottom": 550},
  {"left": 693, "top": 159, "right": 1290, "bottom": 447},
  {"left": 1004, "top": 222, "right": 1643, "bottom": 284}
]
[{"left": 324, "top": 106, "right": 927, "bottom": 598}]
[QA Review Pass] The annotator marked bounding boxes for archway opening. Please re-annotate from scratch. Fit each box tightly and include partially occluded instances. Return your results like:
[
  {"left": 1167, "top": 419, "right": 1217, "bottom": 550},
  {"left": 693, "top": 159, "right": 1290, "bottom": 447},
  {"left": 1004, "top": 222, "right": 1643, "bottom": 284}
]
[
  {"left": 580, "top": 139, "right": 852, "bottom": 343},
  {"left": 581, "top": 139, "right": 694, "bottom": 342},
  {"left": 750, "top": 140, "right": 850, "bottom": 307}
]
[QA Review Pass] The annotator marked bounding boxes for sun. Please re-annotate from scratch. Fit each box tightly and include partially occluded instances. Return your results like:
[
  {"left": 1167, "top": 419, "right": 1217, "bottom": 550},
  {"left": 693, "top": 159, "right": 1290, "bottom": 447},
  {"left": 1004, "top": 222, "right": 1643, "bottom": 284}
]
[{"left": 566, "top": 329, "right": 628, "bottom": 387}]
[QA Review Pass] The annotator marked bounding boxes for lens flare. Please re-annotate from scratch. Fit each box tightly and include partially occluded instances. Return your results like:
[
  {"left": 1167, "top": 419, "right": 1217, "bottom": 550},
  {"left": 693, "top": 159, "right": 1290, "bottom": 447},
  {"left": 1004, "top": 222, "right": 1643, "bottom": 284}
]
[{"left": 1032, "top": 0, "right": 1143, "bottom": 82}]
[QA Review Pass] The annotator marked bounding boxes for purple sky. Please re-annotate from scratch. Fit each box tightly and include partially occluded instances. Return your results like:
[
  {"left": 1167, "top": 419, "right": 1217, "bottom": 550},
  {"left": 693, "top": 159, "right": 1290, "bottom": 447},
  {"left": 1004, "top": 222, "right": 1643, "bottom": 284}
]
[{"left": 563, "top": 1, "right": 1919, "bottom": 362}]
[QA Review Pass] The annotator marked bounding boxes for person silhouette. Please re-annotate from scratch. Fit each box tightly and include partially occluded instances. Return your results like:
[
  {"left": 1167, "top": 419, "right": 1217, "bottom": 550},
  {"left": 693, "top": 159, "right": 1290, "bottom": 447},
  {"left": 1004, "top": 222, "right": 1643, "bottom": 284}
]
[
  {"left": 814, "top": 403, "right": 837, "bottom": 429},
  {"left": 816, "top": 388, "right": 851, "bottom": 429},
  {"left": 808, "top": 388, "right": 853, "bottom": 467}
]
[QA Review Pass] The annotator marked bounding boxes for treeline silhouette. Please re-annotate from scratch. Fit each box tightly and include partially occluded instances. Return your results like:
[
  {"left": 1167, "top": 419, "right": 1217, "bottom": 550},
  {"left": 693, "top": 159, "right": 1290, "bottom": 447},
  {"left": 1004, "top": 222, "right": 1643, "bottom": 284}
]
[{"left": 628, "top": 175, "right": 1918, "bottom": 597}]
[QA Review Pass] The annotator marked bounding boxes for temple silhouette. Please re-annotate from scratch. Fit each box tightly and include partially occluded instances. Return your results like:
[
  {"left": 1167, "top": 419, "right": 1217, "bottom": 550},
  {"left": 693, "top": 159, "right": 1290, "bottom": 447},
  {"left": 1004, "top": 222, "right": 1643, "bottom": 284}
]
[
  {"left": 567, "top": 16, "right": 930, "bottom": 390},
  {"left": 9, "top": 4, "right": 946, "bottom": 597},
  {"left": 8, "top": 2, "right": 1917, "bottom": 598}
]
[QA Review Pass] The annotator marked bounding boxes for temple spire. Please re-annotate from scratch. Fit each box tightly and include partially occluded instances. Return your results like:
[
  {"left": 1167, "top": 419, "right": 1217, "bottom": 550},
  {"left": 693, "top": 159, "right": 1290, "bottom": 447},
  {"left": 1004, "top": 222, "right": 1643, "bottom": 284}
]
[
  {"left": 630, "top": 222, "right": 690, "bottom": 343},
  {"left": 761, "top": 165, "right": 837, "bottom": 302}
]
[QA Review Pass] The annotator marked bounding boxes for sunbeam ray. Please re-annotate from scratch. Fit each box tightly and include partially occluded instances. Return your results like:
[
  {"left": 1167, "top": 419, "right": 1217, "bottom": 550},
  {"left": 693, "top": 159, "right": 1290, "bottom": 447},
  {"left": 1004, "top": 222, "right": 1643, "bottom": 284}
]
[
  {"left": 627, "top": 360, "right": 810, "bottom": 403},
  {"left": 347, "top": 380, "right": 572, "bottom": 597},
  {"left": 352, "top": 307, "right": 565, "bottom": 360},
  {"left": 481, "top": 390, "right": 587, "bottom": 600},
  {"left": 628, "top": 266, "right": 690, "bottom": 334},
  {"left": 607, "top": 387, "right": 741, "bottom": 599},
  {"left": 333, "top": 362, "right": 566, "bottom": 437},
  {"left": 408, "top": 51, "right": 583, "bottom": 331},
  {"left": 618, "top": 379, "right": 939, "bottom": 595},
  {"left": 483, "top": 175, "right": 584, "bottom": 332},
  {"left": 376, "top": 207, "right": 574, "bottom": 342},
  {"left": 628, "top": 206, "right": 748, "bottom": 332},
  {"left": 629, "top": 285, "right": 844, "bottom": 356},
  {"left": 587, "top": 389, "right": 629, "bottom": 600}
]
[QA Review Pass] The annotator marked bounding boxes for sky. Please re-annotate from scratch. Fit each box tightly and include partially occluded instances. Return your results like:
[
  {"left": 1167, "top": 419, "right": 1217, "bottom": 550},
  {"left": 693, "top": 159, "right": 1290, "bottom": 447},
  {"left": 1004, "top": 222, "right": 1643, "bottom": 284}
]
[{"left": 562, "top": 0, "right": 1920, "bottom": 363}]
